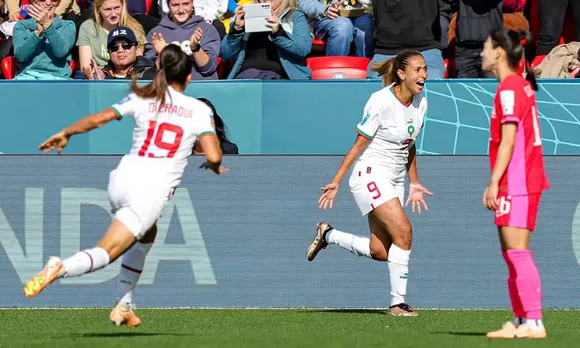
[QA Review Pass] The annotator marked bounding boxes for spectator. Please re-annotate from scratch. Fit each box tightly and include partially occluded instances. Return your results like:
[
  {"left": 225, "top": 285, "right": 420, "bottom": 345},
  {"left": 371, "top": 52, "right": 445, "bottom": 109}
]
[
  {"left": 5, "top": 0, "right": 80, "bottom": 22},
  {"left": 454, "top": 0, "right": 502, "bottom": 78},
  {"left": 537, "top": 0, "right": 580, "bottom": 56},
  {"left": 194, "top": 0, "right": 228, "bottom": 39},
  {"left": 145, "top": 0, "right": 220, "bottom": 80},
  {"left": 310, "top": 0, "right": 373, "bottom": 58},
  {"left": 77, "top": 0, "right": 146, "bottom": 77},
  {"left": 439, "top": 0, "right": 456, "bottom": 59},
  {"left": 12, "top": 0, "right": 76, "bottom": 80},
  {"left": 125, "top": 0, "right": 161, "bottom": 34},
  {"left": 193, "top": 97, "right": 239, "bottom": 154},
  {"left": 84, "top": 26, "right": 157, "bottom": 79},
  {"left": 220, "top": 0, "right": 311, "bottom": 79},
  {"left": 367, "top": 0, "right": 445, "bottom": 79}
]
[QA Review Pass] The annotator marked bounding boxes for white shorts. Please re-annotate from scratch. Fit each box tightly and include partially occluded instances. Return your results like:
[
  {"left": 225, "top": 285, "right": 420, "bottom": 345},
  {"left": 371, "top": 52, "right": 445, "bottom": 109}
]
[
  {"left": 349, "top": 163, "right": 404, "bottom": 216},
  {"left": 107, "top": 168, "right": 174, "bottom": 240}
]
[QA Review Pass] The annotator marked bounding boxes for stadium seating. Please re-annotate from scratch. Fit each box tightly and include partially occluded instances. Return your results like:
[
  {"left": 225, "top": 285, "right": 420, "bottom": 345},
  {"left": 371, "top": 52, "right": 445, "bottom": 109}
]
[
  {"left": 1, "top": 56, "right": 76, "bottom": 80},
  {"left": 529, "top": 0, "right": 576, "bottom": 45},
  {"left": 307, "top": 56, "right": 370, "bottom": 80}
]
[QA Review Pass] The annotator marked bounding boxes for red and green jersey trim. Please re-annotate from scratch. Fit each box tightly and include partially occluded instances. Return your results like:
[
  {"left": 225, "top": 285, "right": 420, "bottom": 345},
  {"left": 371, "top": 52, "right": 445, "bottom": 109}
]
[
  {"left": 354, "top": 126, "right": 372, "bottom": 140},
  {"left": 110, "top": 106, "right": 123, "bottom": 120}
]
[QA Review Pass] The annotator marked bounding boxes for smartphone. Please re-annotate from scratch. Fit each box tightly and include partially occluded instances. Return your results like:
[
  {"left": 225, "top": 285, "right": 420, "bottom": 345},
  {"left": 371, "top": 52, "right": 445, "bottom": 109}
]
[{"left": 244, "top": 3, "right": 272, "bottom": 33}]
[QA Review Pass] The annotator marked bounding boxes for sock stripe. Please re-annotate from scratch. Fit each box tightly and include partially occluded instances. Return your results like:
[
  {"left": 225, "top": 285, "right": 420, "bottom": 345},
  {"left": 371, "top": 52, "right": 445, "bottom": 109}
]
[
  {"left": 121, "top": 264, "right": 143, "bottom": 274},
  {"left": 82, "top": 251, "right": 94, "bottom": 272}
]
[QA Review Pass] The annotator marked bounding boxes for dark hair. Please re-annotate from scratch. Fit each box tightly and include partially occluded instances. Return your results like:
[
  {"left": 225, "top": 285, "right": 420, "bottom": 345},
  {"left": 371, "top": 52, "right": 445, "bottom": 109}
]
[
  {"left": 371, "top": 50, "right": 424, "bottom": 86},
  {"left": 489, "top": 29, "right": 537, "bottom": 91},
  {"left": 197, "top": 98, "right": 230, "bottom": 142},
  {"left": 130, "top": 45, "right": 193, "bottom": 105}
]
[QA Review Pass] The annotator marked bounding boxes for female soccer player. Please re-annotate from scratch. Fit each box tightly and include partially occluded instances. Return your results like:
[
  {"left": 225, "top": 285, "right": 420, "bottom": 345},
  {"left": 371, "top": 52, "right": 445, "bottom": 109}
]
[
  {"left": 23, "top": 45, "right": 227, "bottom": 326},
  {"left": 306, "top": 50, "right": 433, "bottom": 317},
  {"left": 481, "top": 29, "right": 549, "bottom": 339}
]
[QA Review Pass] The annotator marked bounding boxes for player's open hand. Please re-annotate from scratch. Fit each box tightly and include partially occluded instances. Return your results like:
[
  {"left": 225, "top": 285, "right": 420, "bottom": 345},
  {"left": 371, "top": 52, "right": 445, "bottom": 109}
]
[
  {"left": 319, "top": 182, "right": 339, "bottom": 209},
  {"left": 199, "top": 161, "right": 228, "bottom": 175},
  {"left": 406, "top": 183, "right": 433, "bottom": 214},
  {"left": 38, "top": 131, "right": 69, "bottom": 154},
  {"left": 483, "top": 181, "right": 499, "bottom": 211}
]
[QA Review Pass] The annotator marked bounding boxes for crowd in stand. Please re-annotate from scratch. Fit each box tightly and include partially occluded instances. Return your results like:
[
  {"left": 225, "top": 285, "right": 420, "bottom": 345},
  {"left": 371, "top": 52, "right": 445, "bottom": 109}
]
[{"left": 0, "top": 0, "right": 578, "bottom": 80}]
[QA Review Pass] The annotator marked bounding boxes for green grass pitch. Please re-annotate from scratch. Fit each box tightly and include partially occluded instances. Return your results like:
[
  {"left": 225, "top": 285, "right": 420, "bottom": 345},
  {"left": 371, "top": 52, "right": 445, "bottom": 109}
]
[{"left": 1, "top": 309, "right": 578, "bottom": 347}]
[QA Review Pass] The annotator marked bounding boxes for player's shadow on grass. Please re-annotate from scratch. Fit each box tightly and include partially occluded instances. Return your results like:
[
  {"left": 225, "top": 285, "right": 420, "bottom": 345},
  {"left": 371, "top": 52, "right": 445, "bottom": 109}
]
[
  {"left": 59, "top": 332, "right": 194, "bottom": 338},
  {"left": 298, "top": 309, "right": 388, "bottom": 315},
  {"left": 432, "top": 331, "right": 487, "bottom": 337}
]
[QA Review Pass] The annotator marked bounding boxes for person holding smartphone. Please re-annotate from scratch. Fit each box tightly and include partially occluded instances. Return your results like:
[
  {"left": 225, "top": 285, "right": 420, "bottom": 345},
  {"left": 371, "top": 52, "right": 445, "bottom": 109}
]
[{"left": 220, "top": 0, "right": 312, "bottom": 79}]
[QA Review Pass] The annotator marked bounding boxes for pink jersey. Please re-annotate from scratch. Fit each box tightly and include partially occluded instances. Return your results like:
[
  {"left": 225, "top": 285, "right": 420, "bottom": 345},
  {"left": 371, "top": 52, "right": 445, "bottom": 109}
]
[{"left": 489, "top": 75, "right": 549, "bottom": 196}]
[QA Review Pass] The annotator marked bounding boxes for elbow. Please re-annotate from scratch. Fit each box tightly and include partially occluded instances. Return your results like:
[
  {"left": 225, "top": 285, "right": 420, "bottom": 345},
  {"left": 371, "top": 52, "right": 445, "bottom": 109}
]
[
  {"left": 219, "top": 45, "right": 234, "bottom": 60},
  {"left": 199, "top": 62, "right": 217, "bottom": 76},
  {"left": 206, "top": 152, "right": 222, "bottom": 165},
  {"left": 500, "top": 139, "right": 516, "bottom": 151},
  {"left": 295, "top": 43, "right": 312, "bottom": 58}
]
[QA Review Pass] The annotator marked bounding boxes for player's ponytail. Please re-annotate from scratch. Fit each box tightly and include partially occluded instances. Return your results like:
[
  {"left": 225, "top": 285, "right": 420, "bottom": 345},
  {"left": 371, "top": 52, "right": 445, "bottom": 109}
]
[
  {"left": 371, "top": 50, "right": 423, "bottom": 87},
  {"left": 519, "top": 30, "right": 538, "bottom": 91},
  {"left": 131, "top": 44, "right": 193, "bottom": 105},
  {"left": 489, "top": 29, "right": 538, "bottom": 91}
]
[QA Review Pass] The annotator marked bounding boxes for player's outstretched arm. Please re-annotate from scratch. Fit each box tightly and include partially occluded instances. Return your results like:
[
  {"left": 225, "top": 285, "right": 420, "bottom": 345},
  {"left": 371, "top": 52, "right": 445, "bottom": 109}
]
[
  {"left": 38, "top": 108, "right": 119, "bottom": 154},
  {"left": 405, "top": 144, "right": 433, "bottom": 213},
  {"left": 319, "top": 135, "right": 368, "bottom": 209},
  {"left": 198, "top": 133, "right": 228, "bottom": 175},
  {"left": 406, "top": 143, "right": 420, "bottom": 185}
]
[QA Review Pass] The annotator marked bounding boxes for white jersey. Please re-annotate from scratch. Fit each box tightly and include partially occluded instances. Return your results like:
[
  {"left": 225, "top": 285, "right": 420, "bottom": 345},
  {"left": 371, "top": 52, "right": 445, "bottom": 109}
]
[
  {"left": 110, "top": 86, "right": 216, "bottom": 188},
  {"left": 354, "top": 84, "right": 428, "bottom": 184}
]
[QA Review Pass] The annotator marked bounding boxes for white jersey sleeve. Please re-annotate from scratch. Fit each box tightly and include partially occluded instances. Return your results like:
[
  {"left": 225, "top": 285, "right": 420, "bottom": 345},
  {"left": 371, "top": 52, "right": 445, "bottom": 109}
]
[
  {"left": 355, "top": 95, "right": 382, "bottom": 140},
  {"left": 110, "top": 93, "right": 140, "bottom": 120},
  {"left": 196, "top": 106, "right": 217, "bottom": 137}
]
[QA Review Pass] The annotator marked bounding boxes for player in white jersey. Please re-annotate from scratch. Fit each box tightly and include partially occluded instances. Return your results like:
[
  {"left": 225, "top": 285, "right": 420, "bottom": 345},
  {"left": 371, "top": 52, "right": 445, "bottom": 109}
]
[
  {"left": 307, "top": 50, "right": 433, "bottom": 316},
  {"left": 23, "top": 46, "right": 227, "bottom": 325}
]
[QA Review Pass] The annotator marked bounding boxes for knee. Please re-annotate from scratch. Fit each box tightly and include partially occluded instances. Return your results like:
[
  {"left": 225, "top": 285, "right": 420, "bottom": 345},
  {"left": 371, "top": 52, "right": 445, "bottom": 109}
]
[
  {"left": 370, "top": 247, "right": 389, "bottom": 261},
  {"left": 354, "top": 14, "right": 374, "bottom": 33},
  {"left": 392, "top": 225, "right": 413, "bottom": 250},
  {"left": 369, "top": 240, "right": 388, "bottom": 261},
  {"left": 328, "top": 17, "right": 354, "bottom": 39}
]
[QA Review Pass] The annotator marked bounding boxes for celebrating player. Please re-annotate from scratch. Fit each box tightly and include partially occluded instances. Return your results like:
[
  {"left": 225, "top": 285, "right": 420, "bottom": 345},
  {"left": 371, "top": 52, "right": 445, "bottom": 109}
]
[
  {"left": 306, "top": 50, "right": 432, "bottom": 316},
  {"left": 23, "top": 45, "right": 227, "bottom": 327},
  {"left": 481, "top": 29, "right": 549, "bottom": 339}
]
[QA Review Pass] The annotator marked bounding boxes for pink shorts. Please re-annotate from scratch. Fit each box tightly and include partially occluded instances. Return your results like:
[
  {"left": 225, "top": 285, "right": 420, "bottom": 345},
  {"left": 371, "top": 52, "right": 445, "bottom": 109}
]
[{"left": 494, "top": 193, "right": 541, "bottom": 231}]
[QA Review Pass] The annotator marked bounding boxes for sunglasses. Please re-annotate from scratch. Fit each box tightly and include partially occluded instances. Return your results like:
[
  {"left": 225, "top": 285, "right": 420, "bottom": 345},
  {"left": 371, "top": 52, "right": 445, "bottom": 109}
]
[{"left": 108, "top": 42, "right": 136, "bottom": 53}]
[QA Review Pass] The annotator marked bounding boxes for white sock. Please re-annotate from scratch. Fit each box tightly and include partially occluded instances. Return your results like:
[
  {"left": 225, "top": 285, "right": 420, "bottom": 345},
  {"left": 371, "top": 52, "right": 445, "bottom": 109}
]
[
  {"left": 115, "top": 242, "right": 153, "bottom": 305},
  {"left": 62, "top": 247, "right": 110, "bottom": 277},
  {"left": 526, "top": 319, "right": 544, "bottom": 329},
  {"left": 513, "top": 317, "right": 526, "bottom": 326},
  {"left": 324, "top": 229, "right": 371, "bottom": 258},
  {"left": 387, "top": 244, "right": 411, "bottom": 307}
]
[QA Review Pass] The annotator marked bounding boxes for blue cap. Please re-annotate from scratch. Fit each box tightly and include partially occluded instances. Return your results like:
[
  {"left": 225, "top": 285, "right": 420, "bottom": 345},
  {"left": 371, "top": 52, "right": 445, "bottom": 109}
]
[{"left": 107, "top": 26, "right": 137, "bottom": 47}]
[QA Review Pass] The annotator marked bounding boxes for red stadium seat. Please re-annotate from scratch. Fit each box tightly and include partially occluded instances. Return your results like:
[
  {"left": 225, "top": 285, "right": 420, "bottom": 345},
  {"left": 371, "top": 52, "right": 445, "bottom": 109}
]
[
  {"left": 1, "top": 56, "right": 17, "bottom": 80},
  {"left": 310, "top": 38, "right": 327, "bottom": 57},
  {"left": 307, "top": 56, "right": 370, "bottom": 80},
  {"left": 312, "top": 38, "right": 326, "bottom": 47},
  {"left": 2, "top": 56, "right": 80, "bottom": 79},
  {"left": 532, "top": 55, "right": 546, "bottom": 68}
]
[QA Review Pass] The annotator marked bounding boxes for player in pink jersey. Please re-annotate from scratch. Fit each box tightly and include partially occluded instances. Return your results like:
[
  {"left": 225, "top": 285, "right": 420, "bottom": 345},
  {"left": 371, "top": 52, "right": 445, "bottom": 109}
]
[
  {"left": 23, "top": 45, "right": 227, "bottom": 326},
  {"left": 481, "top": 29, "right": 549, "bottom": 339}
]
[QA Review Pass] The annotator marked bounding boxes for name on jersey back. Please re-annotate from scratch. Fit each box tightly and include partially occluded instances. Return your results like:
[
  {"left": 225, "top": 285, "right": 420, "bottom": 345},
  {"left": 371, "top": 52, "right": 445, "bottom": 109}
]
[{"left": 148, "top": 103, "right": 193, "bottom": 118}]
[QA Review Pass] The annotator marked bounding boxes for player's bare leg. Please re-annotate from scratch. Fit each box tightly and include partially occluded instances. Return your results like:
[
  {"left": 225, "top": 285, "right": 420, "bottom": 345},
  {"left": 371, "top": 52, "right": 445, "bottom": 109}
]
[
  {"left": 371, "top": 199, "right": 418, "bottom": 317},
  {"left": 110, "top": 224, "right": 158, "bottom": 327},
  {"left": 24, "top": 219, "right": 136, "bottom": 298},
  {"left": 487, "top": 227, "right": 546, "bottom": 339}
]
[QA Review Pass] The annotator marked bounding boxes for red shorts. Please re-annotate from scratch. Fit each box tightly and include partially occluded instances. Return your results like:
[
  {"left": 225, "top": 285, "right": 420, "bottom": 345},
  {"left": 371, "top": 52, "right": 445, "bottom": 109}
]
[{"left": 494, "top": 193, "right": 541, "bottom": 231}]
